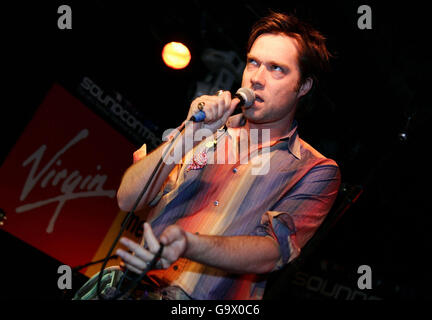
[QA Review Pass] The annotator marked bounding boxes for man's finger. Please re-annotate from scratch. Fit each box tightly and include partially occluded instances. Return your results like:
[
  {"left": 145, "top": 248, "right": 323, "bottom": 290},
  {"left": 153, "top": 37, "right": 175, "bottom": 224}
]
[
  {"left": 159, "top": 225, "right": 180, "bottom": 245},
  {"left": 116, "top": 248, "right": 149, "bottom": 271},
  {"left": 143, "top": 222, "right": 160, "bottom": 253},
  {"left": 119, "top": 237, "right": 153, "bottom": 261},
  {"left": 220, "top": 97, "right": 240, "bottom": 125}
]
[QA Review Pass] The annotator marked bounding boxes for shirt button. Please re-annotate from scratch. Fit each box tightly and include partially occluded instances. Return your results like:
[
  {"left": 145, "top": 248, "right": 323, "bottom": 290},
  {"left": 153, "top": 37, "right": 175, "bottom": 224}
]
[{"left": 213, "top": 200, "right": 219, "bottom": 206}]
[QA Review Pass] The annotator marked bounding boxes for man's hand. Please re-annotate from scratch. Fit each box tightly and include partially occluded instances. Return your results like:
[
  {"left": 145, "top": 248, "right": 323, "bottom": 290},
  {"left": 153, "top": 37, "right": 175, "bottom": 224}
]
[
  {"left": 186, "top": 91, "right": 240, "bottom": 134},
  {"left": 116, "top": 222, "right": 280, "bottom": 275},
  {"left": 116, "top": 223, "right": 187, "bottom": 273}
]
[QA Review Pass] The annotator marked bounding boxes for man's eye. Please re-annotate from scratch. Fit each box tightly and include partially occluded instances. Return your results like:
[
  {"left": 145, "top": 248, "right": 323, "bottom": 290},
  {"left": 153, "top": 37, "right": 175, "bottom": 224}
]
[
  {"left": 271, "top": 65, "right": 283, "bottom": 72},
  {"left": 248, "top": 59, "right": 258, "bottom": 66}
]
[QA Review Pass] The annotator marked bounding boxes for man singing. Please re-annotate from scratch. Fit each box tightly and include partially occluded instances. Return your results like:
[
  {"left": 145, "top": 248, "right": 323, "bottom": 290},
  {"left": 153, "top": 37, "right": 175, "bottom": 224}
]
[{"left": 115, "top": 11, "right": 341, "bottom": 300}]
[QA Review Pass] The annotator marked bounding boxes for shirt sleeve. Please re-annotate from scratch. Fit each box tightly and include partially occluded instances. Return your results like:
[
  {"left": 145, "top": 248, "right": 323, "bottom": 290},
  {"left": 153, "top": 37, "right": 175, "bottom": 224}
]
[
  {"left": 132, "top": 143, "right": 147, "bottom": 164},
  {"left": 131, "top": 123, "right": 187, "bottom": 207},
  {"left": 147, "top": 163, "right": 182, "bottom": 207},
  {"left": 251, "top": 163, "right": 341, "bottom": 271}
]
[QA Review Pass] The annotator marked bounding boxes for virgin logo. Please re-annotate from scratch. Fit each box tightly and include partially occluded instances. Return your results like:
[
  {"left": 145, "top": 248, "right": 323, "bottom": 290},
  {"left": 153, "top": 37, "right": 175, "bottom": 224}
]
[{"left": 15, "top": 129, "right": 116, "bottom": 233}]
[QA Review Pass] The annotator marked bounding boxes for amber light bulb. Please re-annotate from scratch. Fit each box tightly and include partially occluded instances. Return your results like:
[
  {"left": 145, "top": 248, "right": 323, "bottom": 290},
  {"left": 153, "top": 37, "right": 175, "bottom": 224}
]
[{"left": 162, "top": 42, "right": 191, "bottom": 69}]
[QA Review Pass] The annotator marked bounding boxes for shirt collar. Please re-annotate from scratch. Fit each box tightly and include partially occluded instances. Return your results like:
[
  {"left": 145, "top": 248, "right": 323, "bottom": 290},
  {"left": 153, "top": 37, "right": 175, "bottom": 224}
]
[{"left": 225, "top": 114, "right": 301, "bottom": 160}]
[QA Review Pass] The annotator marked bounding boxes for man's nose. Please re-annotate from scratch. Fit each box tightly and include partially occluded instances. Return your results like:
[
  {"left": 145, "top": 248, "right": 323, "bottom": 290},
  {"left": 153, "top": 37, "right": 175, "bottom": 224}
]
[{"left": 251, "top": 65, "right": 266, "bottom": 89}]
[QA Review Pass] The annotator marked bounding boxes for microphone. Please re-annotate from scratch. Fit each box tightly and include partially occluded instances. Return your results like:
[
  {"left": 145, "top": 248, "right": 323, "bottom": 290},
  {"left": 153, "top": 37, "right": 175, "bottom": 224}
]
[
  {"left": 191, "top": 88, "right": 255, "bottom": 122},
  {"left": 234, "top": 87, "right": 255, "bottom": 108}
]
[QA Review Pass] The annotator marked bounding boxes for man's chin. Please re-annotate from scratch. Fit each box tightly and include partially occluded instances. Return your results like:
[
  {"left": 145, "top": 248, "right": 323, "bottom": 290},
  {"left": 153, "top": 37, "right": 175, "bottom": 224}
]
[{"left": 243, "top": 109, "right": 267, "bottom": 124}]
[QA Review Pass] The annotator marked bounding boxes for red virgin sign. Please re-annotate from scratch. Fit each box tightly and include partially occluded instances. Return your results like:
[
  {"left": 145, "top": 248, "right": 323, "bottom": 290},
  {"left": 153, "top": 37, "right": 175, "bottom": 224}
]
[{"left": 0, "top": 84, "right": 136, "bottom": 271}]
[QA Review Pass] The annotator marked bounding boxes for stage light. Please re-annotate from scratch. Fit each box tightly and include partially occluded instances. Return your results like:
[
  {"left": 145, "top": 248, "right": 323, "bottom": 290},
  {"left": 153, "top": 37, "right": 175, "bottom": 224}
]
[{"left": 162, "top": 42, "right": 191, "bottom": 69}]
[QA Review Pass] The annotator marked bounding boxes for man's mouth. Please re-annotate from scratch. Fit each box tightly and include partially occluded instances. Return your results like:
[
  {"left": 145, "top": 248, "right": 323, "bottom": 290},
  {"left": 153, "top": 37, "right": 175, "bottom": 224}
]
[{"left": 254, "top": 93, "right": 264, "bottom": 103}]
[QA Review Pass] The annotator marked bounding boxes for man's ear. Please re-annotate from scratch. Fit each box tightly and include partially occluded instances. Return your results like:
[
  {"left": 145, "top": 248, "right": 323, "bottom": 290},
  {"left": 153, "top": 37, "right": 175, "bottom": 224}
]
[{"left": 297, "top": 77, "right": 313, "bottom": 98}]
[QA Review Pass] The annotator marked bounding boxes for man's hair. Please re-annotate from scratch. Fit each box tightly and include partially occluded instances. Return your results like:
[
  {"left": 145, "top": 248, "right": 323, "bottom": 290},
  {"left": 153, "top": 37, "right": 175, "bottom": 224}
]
[{"left": 247, "top": 11, "right": 331, "bottom": 95}]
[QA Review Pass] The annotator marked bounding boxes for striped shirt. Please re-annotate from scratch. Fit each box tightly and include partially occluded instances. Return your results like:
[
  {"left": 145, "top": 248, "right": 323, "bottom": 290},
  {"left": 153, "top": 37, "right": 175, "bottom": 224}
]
[{"left": 133, "top": 114, "right": 341, "bottom": 300}]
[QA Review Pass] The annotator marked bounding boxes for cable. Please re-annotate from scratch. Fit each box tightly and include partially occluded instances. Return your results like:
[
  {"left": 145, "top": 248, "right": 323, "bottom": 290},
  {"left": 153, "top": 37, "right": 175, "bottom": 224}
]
[
  {"left": 95, "top": 122, "right": 186, "bottom": 300},
  {"left": 105, "top": 243, "right": 164, "bottom": 300},
  {"left": 72, "top": 255, "right": 118, "bottom": 273}
]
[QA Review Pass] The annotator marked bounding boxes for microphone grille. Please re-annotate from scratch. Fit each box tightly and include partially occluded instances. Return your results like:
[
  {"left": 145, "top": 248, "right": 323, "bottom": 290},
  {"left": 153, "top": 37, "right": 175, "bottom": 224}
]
[{"left": 236, "top": 88, "right": 255, "bottom": 108}]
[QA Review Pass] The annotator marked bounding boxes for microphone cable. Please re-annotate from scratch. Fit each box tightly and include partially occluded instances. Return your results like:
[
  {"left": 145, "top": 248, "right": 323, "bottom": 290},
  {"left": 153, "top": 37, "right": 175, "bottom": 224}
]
[{"left": 95, "top": 122, "right": 186, "bottom": 300}]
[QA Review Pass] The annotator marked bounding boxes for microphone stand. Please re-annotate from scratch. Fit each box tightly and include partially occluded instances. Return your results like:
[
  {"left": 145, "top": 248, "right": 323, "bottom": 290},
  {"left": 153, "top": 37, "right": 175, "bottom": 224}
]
[{"left": 95, "top": 122, "right": 187, "bottom": 300}]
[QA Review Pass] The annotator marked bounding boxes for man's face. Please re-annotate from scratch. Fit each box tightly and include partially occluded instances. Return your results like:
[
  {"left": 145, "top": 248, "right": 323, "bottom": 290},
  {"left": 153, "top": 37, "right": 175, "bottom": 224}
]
[{"left": 241, "top": 33, "right": 309, "bottom": 126}]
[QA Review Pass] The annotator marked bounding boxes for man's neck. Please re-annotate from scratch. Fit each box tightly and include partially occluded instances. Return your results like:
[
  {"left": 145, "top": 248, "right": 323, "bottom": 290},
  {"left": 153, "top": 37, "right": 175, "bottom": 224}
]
[{"left": 244, "top": 115, "right": 295, "bottom": 144}]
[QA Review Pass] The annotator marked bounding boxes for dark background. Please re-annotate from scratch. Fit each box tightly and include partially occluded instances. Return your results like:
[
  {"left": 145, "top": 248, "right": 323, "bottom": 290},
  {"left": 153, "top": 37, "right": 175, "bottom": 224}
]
[{"left": 1, "top": 0, "right": 431, "bottom": 300}]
